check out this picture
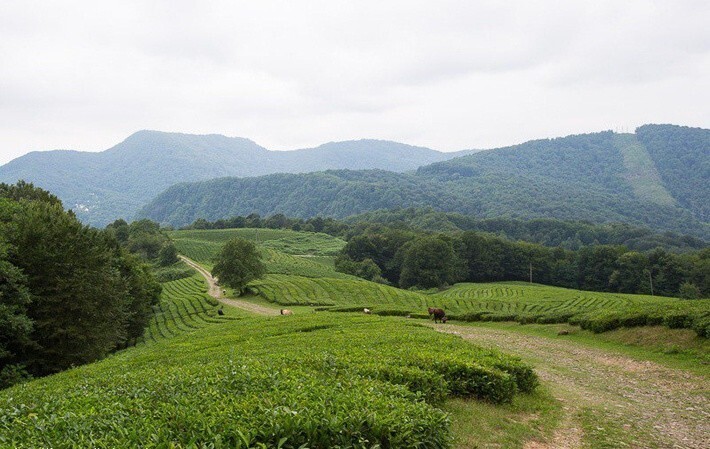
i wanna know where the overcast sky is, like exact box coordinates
[0,0,708,164]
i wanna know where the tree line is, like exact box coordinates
[335,225,709,299]
[0,182,163,388]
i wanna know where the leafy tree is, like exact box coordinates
[609,252,649,293]
[158,243,179,266]
[0,183,162,384]
[399,236,461,289]
[576,245,626,291]
[0,223,33,388]
[212,238,265,295]
[106,219,130,243]
[678,282,702,299]
[335,256,386,283]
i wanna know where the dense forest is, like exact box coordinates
[180,213,709,298]
[181,211,707,253]
[346,208,708,252]
[336,225,709,299]
[0,183,164,388]
[139,125,709,239]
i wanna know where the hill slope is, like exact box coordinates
[0,131,467,225]
[140,125,710,238]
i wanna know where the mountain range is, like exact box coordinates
[2,124,708,239]
[136,124,709,239]
[0,131,475,225]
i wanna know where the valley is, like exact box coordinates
[3,226,706,447]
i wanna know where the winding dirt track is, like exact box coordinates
[432,323,709,449]
[179,256,280,316]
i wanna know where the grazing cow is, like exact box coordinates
[428,307,446,323]
[363,308,371,314]
[441,316,448,324]
[217,307,225,316]
[280,309,293,316]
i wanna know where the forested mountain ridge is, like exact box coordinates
[0,130,470,226]
[139,125,710,239]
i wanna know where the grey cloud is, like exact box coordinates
[0,0,708,164]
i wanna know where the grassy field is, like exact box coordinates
[170,228,353,278]
[0,314,537,448]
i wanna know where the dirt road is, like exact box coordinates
[179,256,280,316]
[433,324,709,449]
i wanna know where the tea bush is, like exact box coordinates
[0,315,536,448]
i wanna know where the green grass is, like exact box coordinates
[444,387,561,449]
[253,274,429,307]
[261,250,356,279]
[170,228,353,279]
[0,314,537,448]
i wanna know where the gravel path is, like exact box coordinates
[179,256,281,316]
[432,323,709,449]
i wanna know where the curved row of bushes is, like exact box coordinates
[0,315,536,448]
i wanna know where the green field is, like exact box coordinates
[0,314,536,448]
[2,227,707,448]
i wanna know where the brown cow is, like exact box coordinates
[427,307,446,323]
[280,309,293,316]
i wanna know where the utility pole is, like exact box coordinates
[529,262,533,284]
[648,270,654,296]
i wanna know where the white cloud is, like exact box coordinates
[0,0,708,163]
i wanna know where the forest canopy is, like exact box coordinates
[0,182,161,388]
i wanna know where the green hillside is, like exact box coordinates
[138,274,234,344]
[0,131,462,226]
[170,228,709,336]
[169,228,353,278]
[0,313,536,447]
[636,124,710,221]
[139,125,710,239]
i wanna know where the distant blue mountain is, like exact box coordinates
[0,130,474,225]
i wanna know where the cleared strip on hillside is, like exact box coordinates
[614,133,676,206]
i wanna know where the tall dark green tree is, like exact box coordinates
[212,238,266,295]
[399,236,462,289]
[0,216,33,387]
[0,183,161,383]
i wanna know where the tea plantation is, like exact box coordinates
[171,228,710,336]
[137,274,235,345]
[0,314,536,448]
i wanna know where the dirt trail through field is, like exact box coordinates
[432,324,709,449]
[179,256,279,316]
